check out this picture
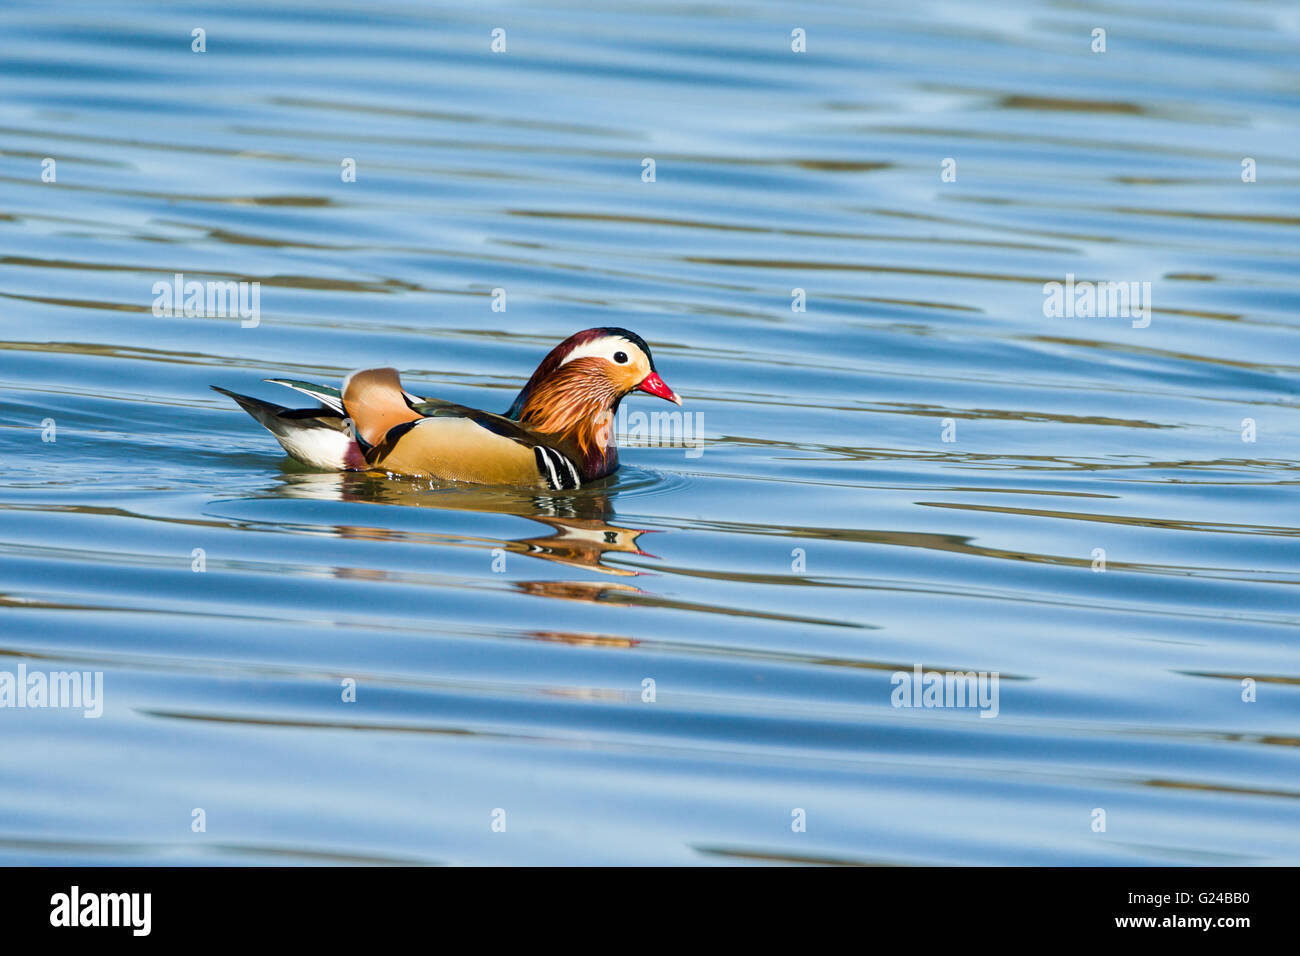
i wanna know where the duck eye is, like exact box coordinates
[613,351,629,364]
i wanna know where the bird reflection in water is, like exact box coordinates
[268,471,657,608]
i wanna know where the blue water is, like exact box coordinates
[1,0,1298,864]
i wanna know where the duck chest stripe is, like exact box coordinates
[534,446,561,489]
[558,453,580,489]
[534,446,579,490]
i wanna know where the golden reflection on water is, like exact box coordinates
[274,470,655,577]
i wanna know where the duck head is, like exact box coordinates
[506,328,681,477]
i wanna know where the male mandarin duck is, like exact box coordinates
[212,327,681,490]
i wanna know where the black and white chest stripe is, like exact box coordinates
[534,445,581,490]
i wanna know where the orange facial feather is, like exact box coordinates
[516,357,629,459]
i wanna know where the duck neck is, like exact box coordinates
[517,365,620,479]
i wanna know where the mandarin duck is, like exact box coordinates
[213,328,681,489]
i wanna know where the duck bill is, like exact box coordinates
[636,372,682,406]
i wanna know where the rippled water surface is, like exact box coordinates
[2,0,1299,865]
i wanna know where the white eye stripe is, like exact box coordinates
[559,336,635,367]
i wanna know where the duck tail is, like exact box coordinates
[211,385,356,470]
[211,385,290,426]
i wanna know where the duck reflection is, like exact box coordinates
[269,469,658,581]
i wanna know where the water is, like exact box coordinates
[1,0,1298,865]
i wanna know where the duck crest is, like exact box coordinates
[504,327,651,420]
